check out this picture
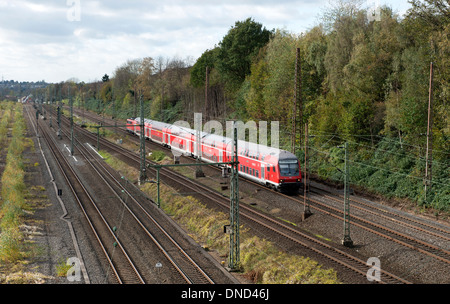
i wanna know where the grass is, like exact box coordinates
[0,105,22,262]
[55,258,72,277]
[0,270,51,284]
[0,103,29,263]
[149,150,167,162]
[0,103,13,150]
[98,150,139,182]
[104,150,341,283]
[0,102,54,283]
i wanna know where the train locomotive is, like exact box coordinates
[126,117,302,192]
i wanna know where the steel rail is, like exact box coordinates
[26,105,145,284]
[63,112,411,284]
[57,111,215,284]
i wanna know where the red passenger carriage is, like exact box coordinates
[127,118,302,192]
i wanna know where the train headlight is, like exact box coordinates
[297,178,301,182]
[280,179,284,183]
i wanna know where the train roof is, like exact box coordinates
[128,117,297,161]
[202,131,287,161]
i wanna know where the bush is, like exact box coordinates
[307,135,449,213]
[149,150,167,162]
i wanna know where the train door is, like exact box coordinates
[261,164,265,181]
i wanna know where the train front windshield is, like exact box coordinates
[279,159,299,176]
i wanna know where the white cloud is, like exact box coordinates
[0,0,411,83]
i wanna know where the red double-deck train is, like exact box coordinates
[126,117,302,192]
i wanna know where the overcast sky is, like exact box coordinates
[0,0,412,83]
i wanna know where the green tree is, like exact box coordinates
[323,6,366,93]
[100,81,112,103]
[261,30,298,122]
[216,18,273,89]
[245,28,327,125]
[386,0,449,154]
[190,48,218,88]
[245,52,268,120]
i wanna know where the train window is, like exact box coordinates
[279,159,299,176]
[256,171,259,178]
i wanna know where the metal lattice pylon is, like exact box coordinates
[139,93,147,184]
[228,123,240,270]
[342,142,353,247]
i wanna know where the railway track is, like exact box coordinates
[29,105,219,284]
[55,106,413,284]
[313,187,450,243]
[57,122,216,284]
[246,178,450,267]
[309,187,450,263]
[25,105,145,284]
[77,108,450,267]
